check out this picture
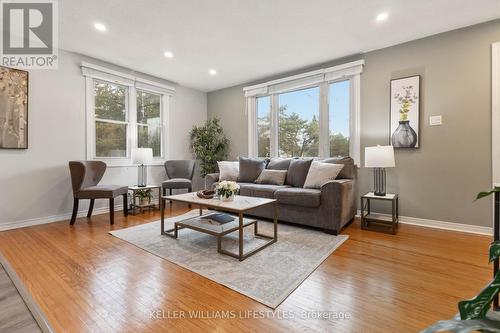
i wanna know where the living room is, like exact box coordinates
[1,1,500,332]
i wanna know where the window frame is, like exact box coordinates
[245,60,363,165]
[82,62,174,166]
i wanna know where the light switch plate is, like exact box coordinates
[429,115,442,126]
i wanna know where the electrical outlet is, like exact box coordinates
[429,115,442,126]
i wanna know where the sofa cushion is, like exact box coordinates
[267,158,292,170]
[285,158,313,187]
[303,161,344,189]
[218,161,239,181]
[239,183,290,199]
[275,187,321,208]
[238,157,266,183]
[255,169,287,185]
[321,157,355,179]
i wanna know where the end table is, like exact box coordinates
[128,185,162,215]
[361,192,399,234]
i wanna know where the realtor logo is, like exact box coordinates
[0,0,58,69]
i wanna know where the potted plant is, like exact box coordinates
[215,181,240,202]
[190,117,230,177]
[136,189,152,206]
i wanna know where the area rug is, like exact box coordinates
[109,210,348,308]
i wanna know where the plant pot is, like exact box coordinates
[391,120,417,148]
[220,193,235,202]
[138,197,150,206]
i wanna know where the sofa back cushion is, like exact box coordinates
[217,161,239,181]
[285,158,313,188]
[267,158,292,170]
[321,157,356,179]
[238,157,266,183]
[303,161,344,189]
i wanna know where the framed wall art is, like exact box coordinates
[390,75,420,148]
[0,66,28,149]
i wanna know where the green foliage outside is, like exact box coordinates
[94,80,161,157]
[190,118,230,177]
[257,106,349,158]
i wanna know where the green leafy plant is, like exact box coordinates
[190,118,229,177]
[136,189,152,199]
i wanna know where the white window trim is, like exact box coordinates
[244,59,363,165]
[82,62,174,166]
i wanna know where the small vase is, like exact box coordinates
[220,193,235,202]
[392,120,417,148]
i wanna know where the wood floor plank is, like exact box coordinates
[0,203,492,332]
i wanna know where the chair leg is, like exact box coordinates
[87,199,95,218]
[70,198,79,225]
[169,188,172,207]
[123,194,128,216]
[188,187,192,209]
[163,187,166,196]
[109,198,114,225]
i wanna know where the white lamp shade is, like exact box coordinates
[365,145,395,168]
[132,148,153,164]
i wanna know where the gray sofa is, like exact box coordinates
[205,157,357,235]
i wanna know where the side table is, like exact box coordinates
[361,192,399,234]
[128,185,162,215]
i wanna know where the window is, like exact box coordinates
[82,62,174,164]
[329,80,350,157]
[94,80,129,158]
[278,87,319,157]
[137,89,162,157]
[245,60,362,164]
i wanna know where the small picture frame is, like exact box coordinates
[390,75,420,148]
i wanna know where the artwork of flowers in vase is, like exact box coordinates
[0,66,28,149]
[390,75,420,148]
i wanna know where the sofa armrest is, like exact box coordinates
[320,179,357,231]
[205,173,220,190]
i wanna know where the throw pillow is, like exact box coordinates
[238,157,266,182]
[285,159,313,188]
[255,169,287,185]
[303,161,344,189]
[266,157,292,170]
[321,157,355,179]
[218,161,239,181]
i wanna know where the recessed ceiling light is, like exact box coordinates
[209,69,217,76]
[376,12,389,22]
[164,51,174,58]
[94,22,107,32]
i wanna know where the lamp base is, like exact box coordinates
[373,168,387,197]
[137,164,148,187]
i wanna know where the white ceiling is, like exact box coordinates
[60,0,500,92]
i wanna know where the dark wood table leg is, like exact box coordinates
[160,195,165,235]
[274,201,278,241]
[238,212,244,261]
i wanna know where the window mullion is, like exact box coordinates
[270,94,279,157]
[129,86,137,159]
[319,82,329,158]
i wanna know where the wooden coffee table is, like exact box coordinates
[160,193,278,261]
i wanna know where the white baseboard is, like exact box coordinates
[357,210,492,235]
[0,204,125,232]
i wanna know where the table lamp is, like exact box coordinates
[132,148,153,187]
[365,145,395,196]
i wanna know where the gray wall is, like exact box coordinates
[208,19,500,227]
[0,50,207,228]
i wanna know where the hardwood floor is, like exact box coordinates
[0,204,491,333]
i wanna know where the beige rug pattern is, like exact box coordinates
[110,210,348,308]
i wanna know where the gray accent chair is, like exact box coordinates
[68,161,128,225]
[162,160,196,206]
[205,157,357,235]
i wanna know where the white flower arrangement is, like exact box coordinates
[216,181,240,200]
